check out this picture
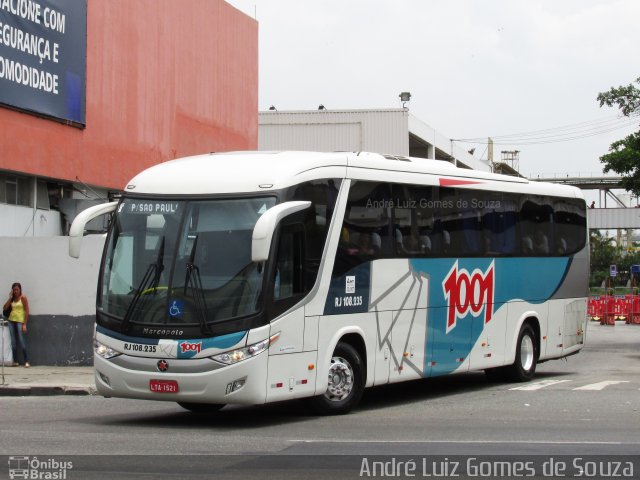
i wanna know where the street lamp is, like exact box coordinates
[399,91,411,108]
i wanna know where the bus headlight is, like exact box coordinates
[212,332,280,365]
[94,339,122,359]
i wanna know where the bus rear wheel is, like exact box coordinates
[506,323,538,382]
[309,342,365,415]
[177,402,225,413]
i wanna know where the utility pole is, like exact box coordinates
[488,137,494,172]
[451,140,457,167]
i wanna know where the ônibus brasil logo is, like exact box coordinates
[442,260,495,333]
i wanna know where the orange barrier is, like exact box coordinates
[632,296,640,324]
[615,295,631,322]
[588,296,600,321]
[588,292,640,325]
[602,296,617,325]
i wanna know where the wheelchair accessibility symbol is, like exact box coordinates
[168,300,184,318]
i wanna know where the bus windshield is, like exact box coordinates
[98,197,276,333]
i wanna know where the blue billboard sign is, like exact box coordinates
[0,0,87,126]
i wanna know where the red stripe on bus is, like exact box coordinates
[439,178,483,187]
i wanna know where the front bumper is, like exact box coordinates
[94,352,268,405]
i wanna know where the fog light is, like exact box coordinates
[225,377,246,395]
[98,371,111,387]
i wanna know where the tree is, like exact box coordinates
[590,229,640,288]
[597,77,640,195]
[589,231,619,287]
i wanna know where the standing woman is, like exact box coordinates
[3,282,29,367]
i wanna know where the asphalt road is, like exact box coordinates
[0,322,638,479]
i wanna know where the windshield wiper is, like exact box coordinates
[150,236,165,292]
[122,237,165,333]
[184,235,212,335]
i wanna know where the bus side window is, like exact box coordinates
[391,183,436,257]
[553,198,587,255]
[332,181,392,277]
[273,225,304,301]
[481,193,517,256]
[285,179,342,291]
[520,195,553,256]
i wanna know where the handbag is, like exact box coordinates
[2,303,10,319]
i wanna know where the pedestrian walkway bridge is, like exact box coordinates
[531,175,639,229]
[533,175,624,190]
[587,208,640,229]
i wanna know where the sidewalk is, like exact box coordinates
[0,365,95,396]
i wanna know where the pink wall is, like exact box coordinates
[0,0,258,189]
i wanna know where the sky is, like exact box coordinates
[225,0,639,180]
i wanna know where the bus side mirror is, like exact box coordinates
[69,201,119,258]
[252,201,311,262]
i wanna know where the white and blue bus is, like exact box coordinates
[70,151,588,414]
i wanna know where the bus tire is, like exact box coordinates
[177,402,225,413]
[505,323,538,382]
[308,342,365,415]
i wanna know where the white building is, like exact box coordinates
[258,108,491,172]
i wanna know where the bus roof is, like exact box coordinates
[124,151,583,199]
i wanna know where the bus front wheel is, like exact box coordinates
[309,342,365,415]
[506,323,538,382]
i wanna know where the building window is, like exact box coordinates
[5,177,17,205]
[36,180,50,210]
[17,177,33,207]
[0,175,6,203]
[0,174,34,207]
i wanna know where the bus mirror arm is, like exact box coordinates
[252,201,311,262]
[69,201,119,258]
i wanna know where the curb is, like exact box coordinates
[0,385,96,397]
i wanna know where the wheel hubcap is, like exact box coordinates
[325,356,354,401]
[520,334,534,372]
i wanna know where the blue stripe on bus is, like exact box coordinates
[409,257,571,307]
[96,325,247,354]
[409,257,571,376]
[322,257,572,377]
[96,326,160,345]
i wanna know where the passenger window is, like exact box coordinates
[553,199,586,255]
[440,188,482,257]
[520,196,553,256]
[392,184,435,256]
[332,181,392,278]
[480,192,517,255]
